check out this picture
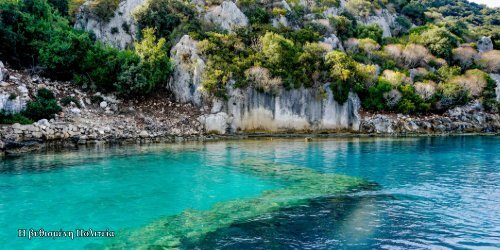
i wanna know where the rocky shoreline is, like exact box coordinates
[0,63,499,155]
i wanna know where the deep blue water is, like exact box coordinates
[0,136,499,249]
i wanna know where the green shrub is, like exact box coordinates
[133,0,197,47]
[410,27,459,59]
[127,28,173,95]
[60,96,81,108]
[438,81,469,108]
[329,15,354,41]
[356,24,383,43]
[325,51,375,103]
[396,84,430,114]
[22,88,62,121]
[0,112,33,124]
[245,7,270,25]
[361,78,393,111]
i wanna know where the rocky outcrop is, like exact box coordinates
[204,1,248,32]
[225,86,361,133]
[169,35,206,106]
[361,9,397,38]
[0,62,28,114]
[360,101,500,134]
[74,0,144,49]
[168,37,361,134]
[477,36,493,53]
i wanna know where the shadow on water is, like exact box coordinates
[185,194,395,249]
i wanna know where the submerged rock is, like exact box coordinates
[102,160,376,248]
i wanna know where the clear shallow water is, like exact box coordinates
[1,136,499,249]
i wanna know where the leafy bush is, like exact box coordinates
[329,15,354,41]
[362,78,393,111]
[60,96,81,108]
[325,51,375,103]
[23,88,62,121]
[482,75,500,112]
[124,28,172,95]
[133,0,198,47]
[356,24,383,43]
[245,7,270,25]
[410,27,459,59]
[0,112,33,125]
[438,82,469,109]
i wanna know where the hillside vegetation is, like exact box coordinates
[0,0,499,117]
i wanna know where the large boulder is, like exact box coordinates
[204,1,248,32]
[169,35,206,106]
[477,36,493,53]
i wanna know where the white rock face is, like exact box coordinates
[75,0,144,49]
[204,1,248,32]
[0,94,26,114]
[362,9,397,38]
[199,112,229,134]
[321,34,344,52]
[226,86,361,132]
[477,36,493,53]
[491,74,500,102]
[169,35,206,106]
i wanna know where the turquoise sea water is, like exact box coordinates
[0,136,499,249]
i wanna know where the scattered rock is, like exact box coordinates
[100,101,108,109]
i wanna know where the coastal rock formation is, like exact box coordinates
[360,101,500,134]
[225,86,361,133]
[169,35,206,106]
[74,0,144,49]
[168,36,361,134]
[204,1,248,32]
